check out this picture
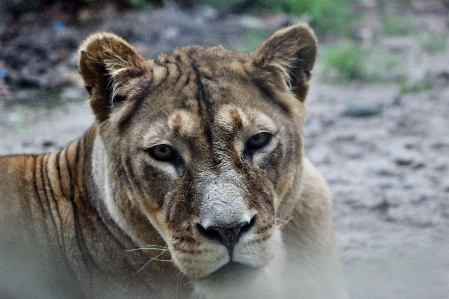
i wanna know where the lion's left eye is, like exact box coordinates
[245,132,272,152]
[146,144,176,162]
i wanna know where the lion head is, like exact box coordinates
[78,24,317,287]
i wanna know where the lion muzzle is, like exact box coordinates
[196,179,257,254]
[196,216,256,252]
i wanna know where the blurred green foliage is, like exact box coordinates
[377,0,413,10]
[128,0,155,9]
[322,41,372,82]
[276,0,357,36]
[396,74,432,94]
[419,34,448,54]
[381,14,413,35]
[241,29,271,52]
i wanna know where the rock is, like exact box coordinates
[342,105,382,118]
[388,141,426,168]
[394,154,414,166]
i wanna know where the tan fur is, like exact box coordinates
[0,24,347,298]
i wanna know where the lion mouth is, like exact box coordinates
[202,262,258,281]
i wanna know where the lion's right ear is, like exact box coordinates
[78,33,149,122]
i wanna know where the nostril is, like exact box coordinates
[196,223,223,242]
[196,215,257,249]
[240,215,256,235]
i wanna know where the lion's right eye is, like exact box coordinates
[146,144,176,162]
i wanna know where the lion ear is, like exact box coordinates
[252,23,317,102]
[78,32,149,122]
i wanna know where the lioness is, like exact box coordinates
[0,24,347,298]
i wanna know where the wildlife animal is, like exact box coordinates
[0,23,347,298]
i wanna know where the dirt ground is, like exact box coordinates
[1,2,448,298]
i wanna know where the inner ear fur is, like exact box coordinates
[78,32,149,122]
[252,23,318,102]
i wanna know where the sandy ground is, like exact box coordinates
[1,3,449,298]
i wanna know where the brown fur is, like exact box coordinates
[0,24,347,298]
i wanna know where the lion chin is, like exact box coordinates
[203,262,259,280]
[186,230,285,299]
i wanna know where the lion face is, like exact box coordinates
[79,24,317,281]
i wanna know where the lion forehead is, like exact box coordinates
[215,105,277,132]
[168,110,202,139]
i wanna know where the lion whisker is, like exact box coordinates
[127,248,168,252]
[240,94,250,109]
[160,109,170,117]
[134,249,169,274]
[276,216,293,231]
[139,244,169,249]
[127,245,170,252]
[152,259,172,262]
[175,270,185,298]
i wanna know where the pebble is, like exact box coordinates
[342,105,382,118]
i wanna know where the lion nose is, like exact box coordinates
[196,216,256,250]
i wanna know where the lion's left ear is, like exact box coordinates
[252,23,317,102]
[78,32,149,122]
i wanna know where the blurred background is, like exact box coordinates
[0,1,448,298]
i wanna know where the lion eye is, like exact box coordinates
[245,132,272,152]
[147,144,176,162]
